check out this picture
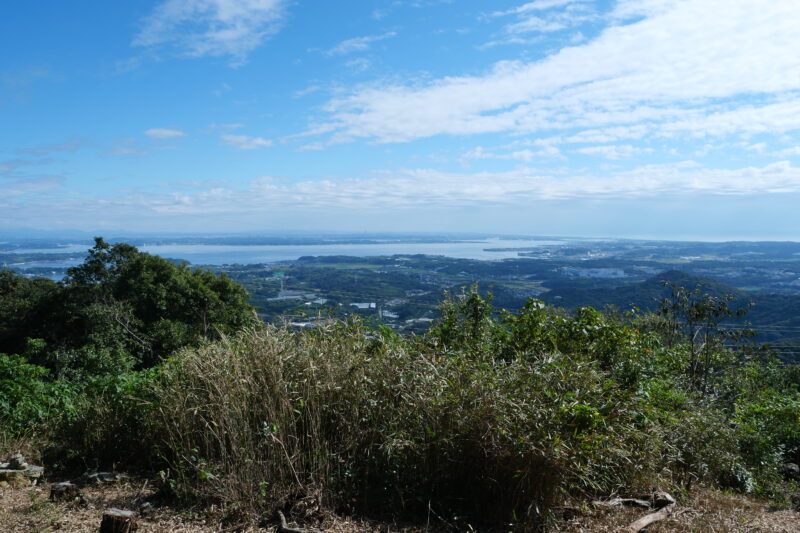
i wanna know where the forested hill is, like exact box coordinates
[542,270,800,351]
[540,270,746,311]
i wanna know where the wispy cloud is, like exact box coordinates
[105,139,148,157]
[0,176,63,198]
[145,127,186,139]
[21,139,85,156]
[2,67,62,104]
[79,161,800,214]
[207,122,245,130]
[492,0,587,17]
[462,145,562,163]
[774,146,800,157]
[313,1,800,145]
[221,133,272,149]
[133,0,288,65]
[0,158,54,176]
[325,32,397,56]
[7,160,800,234]
[484,0,594,47]
[345,58,372,73]
[577,144,651,160]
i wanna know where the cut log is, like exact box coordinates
[49,481,79,501]
[100,508,139,533]
[624,503,675,533]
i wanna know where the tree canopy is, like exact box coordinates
[0,237,256,373]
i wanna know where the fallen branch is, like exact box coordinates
[277,510,323,533]
[593,497,651,509]
[624,503,675,533]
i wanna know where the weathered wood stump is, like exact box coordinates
[652,491,675,509]
[50,481,79,501]
[100,508,138,533]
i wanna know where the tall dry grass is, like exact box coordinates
[151,321,660,530]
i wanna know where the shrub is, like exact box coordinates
[150,322,662,529]
[49,368,161,470]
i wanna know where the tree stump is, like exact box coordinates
[50,481,79,501]
[100,508,138,533]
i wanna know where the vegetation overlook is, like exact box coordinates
[1,239,799,531]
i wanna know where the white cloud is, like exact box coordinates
[77,161,800,216]
[144,127,186,139]
[505,16,567,34]
[577,144,650,160]
[345,58,372,72]
[133,0,287,64]
[313,1,800,144]
[0,175,63,197]
[197,161,800,215]
[774,146,800,157]
[9,161,800,235]
[0,158,54,175]
[105,139,148,157]
[492,0,587,17]
[207,122,244,130]
[22,139,84,155]
[221,133,272,150]
[486,0,594,46]
[325,32,397,56]
[462,145,561,162]
[611,0,680,22]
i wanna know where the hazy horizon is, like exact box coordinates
[3,229,800,245]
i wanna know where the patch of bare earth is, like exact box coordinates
[2,481,798,532]
[554,489,800,533]
[0,478,433,533]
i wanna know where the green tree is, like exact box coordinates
[658,281,753,393]
[0,270,60,357]
[61,237,256,367]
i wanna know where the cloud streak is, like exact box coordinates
[133,0,288,64]
[325,32,397,56]
[221,133,272,149]
[18,161,800,217]
[312,1,800,144]
[145,128,186,139]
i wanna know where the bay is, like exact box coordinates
[9,238,564,270]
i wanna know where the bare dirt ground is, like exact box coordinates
[554,490,800,533]
[0,477,426,533]
[1,479,798,532]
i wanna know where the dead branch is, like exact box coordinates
[592,497,651,509]
[277,510,323,533]
[624,503,675,533]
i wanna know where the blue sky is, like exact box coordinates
[2,0,800,240]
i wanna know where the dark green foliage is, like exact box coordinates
[52,368,162,469]
[0,237,256,372]
[0,271,60,356]
[60,238,256,368]
[0,353,78,435]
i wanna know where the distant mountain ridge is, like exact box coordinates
[541,270,746,311]
[542,270,800,355]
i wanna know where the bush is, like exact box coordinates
[0,352,78,435]
[50,368,161,469]
[150,322,662,529]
